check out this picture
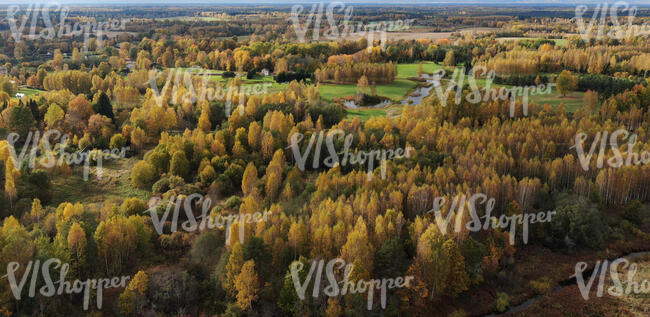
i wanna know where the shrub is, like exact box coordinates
[170,151,190,180]
[131,161,156,188]
[168,175,186,188]
[623,201,642,224]
[109,134,127,149]
[120,197,147,216]
[147,149,171,175]
[495,292,509,313]
[529,277,553,295]
[225,196,242,209]
[200,165,217,185]
[152,177,170,194]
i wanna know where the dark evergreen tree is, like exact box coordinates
[94,91,114,120]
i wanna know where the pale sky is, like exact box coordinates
[0,0,648,5]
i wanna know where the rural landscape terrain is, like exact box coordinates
[0,1,649,316]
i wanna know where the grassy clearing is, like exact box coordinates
[345,108,387,121]
[527,87,584,112]
[440,67,585,112]
[319,79,416,102]
[49,156,151,207]
[14,87,44,99]
[162,68,283,92]
[396,62,443,78]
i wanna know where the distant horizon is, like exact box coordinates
[0,0,649,6]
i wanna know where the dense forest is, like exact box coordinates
[0,3,648,317]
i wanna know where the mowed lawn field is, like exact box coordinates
[396,62,443,78]
[14,87,44,98]
[319,79,418,103]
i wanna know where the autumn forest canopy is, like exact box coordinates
[0,3,649,317]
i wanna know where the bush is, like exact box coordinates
[109,134,127,149]
[529,277,553,295]
[222,71,235,78]
[225,196,242,209]
[147,149,171,175]
[152,177,170,194]
[170,151,190,180]
[131,161,156,188]
[495,292,509,313]
[200,165,217,185]
[120,197,147,216]
[168,175,185,188]
[246,69,257,79]
[623,201,642,224]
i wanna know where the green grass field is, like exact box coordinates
[165,68,275,85]
[13,87,43,99]
[345,108,387,121]
[438,76,586,112]
[396,62,443,78]
[527,86,584,112]
[319,78,416,102]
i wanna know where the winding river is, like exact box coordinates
[343,74,441,109]
[401,73,441,106]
